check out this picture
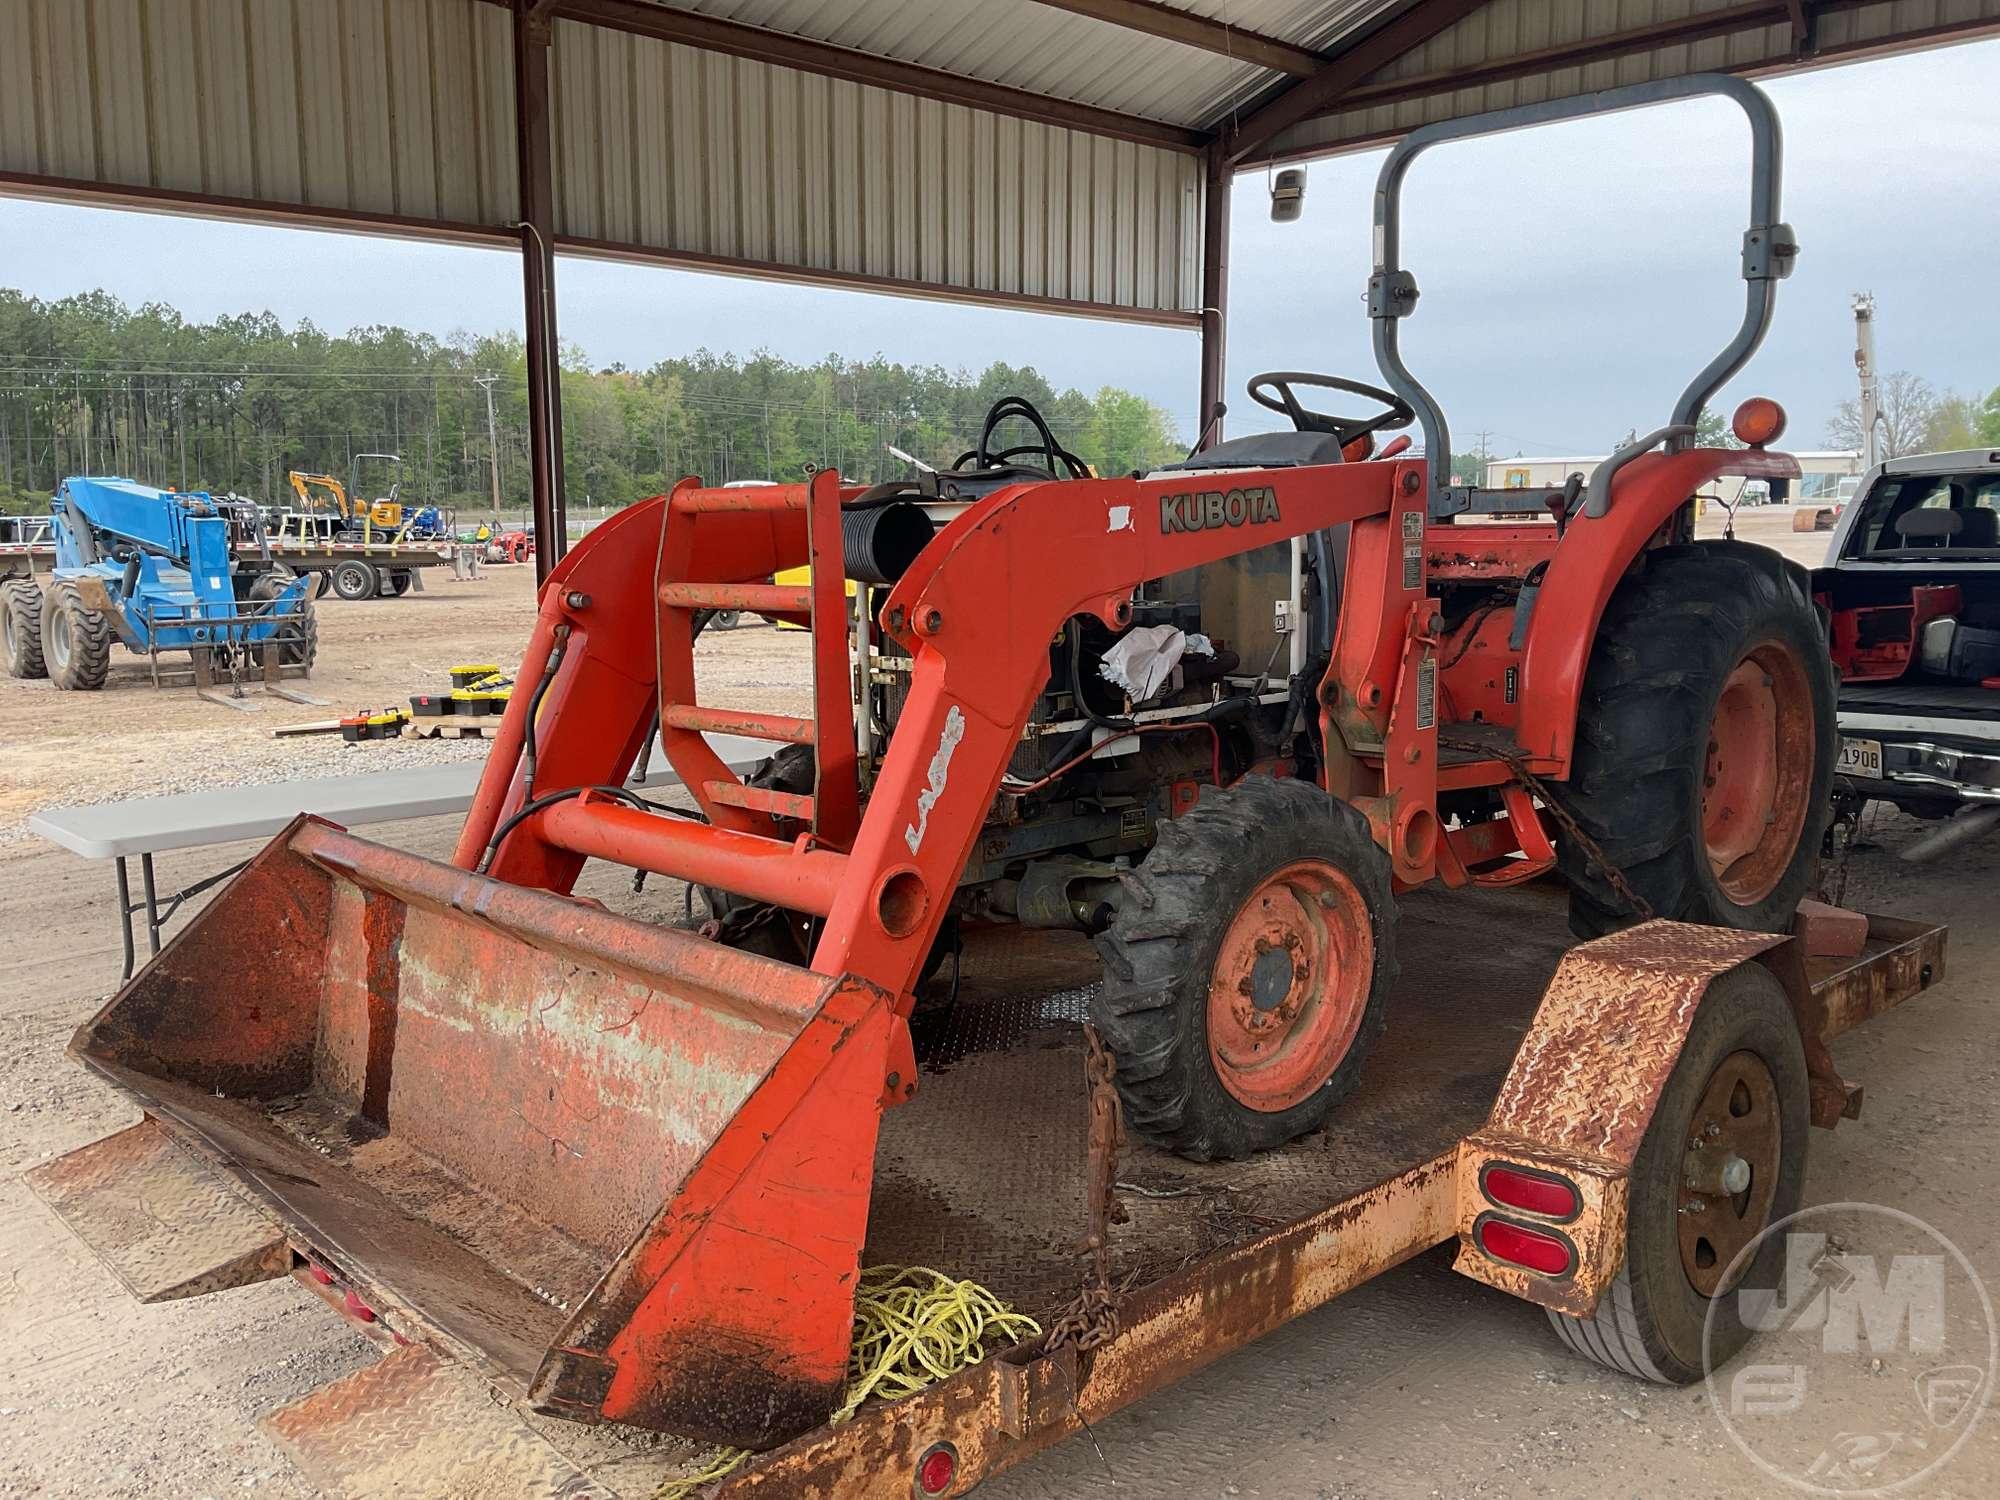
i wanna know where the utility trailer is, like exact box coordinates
[0,534,455,600]
[30,879,1944,1496]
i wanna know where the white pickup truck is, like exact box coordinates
[1817,449,2000,855]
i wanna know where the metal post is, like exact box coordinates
[515,1,567,580]
[141,853,161,958]
[1197,145,1231,450]
[1853,292,1880,469]
[476,372,504,511]
[115,858,135,981]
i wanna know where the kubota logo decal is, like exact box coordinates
[1159,486,1280,534]
[905,706,965,854]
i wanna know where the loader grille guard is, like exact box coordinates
[1369,73,1797,521]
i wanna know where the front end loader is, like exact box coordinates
[41,75,1848,1460]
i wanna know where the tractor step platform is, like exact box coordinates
[25,1116,289,1303]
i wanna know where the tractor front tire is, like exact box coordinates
[1558,542,1835,940]
[330,560,377,601]
[250,573,318,672]
[1546,962,1809,1382]
[1,580,47,678]
[41,583,113,691]
[1093,775,1397,1161]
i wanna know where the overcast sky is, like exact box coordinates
[2,39,1995,459]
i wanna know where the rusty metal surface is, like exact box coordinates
[70,817,855,1412]
[24,1117,288,1304]
[264,1346,610,1499]
[1483,919,1784,1162]
[1808,914,1947,1040]
[727,1152,1460,1497]
[871,884,1570,1321]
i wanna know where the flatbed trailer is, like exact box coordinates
[1,537,454,588]
[31,877,1944,1498]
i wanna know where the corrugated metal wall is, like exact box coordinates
[548,19,1204,313]
[0,0,517,224]
[1267,0,2000,159]
[0,0,1204,319]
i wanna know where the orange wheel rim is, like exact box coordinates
[1206,860,1373,1113]
[1701,640,1814,904]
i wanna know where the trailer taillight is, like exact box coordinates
[1476,1215,1574,1277]
[915,1442,958,1495]
[1480,1163,1580,1221]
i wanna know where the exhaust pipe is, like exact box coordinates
[1899,803,2000,863]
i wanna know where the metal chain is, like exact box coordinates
[1047,1025,1127,1355]
[1439,735,1656,922]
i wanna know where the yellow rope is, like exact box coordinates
[654,1265,1039,1500]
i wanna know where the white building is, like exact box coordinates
[1485,450,1862,505]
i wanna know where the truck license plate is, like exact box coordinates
[1838,736,1884,779]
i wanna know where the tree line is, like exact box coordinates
[1825,371,2000,459]
[0,289,1188,516]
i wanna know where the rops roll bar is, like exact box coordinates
[1366,73,1798,521]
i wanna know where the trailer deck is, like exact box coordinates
[36,877,1942,1497]
[1,537,454,580]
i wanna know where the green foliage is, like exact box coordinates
[1976,385,2000,447]
[1693,408,1744,449]
[0,289,1184,519]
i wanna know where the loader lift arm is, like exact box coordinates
[456,459,1423,1011]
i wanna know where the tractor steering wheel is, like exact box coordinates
[1248,371,1415,449]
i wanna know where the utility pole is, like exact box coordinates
[1853,292,1881,469]
[475,373,503,511]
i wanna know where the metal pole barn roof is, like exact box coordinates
[4,0,1997,563]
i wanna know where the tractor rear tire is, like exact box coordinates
[2,580,47,678]
[1545,963,1808,1382]
[250,573,318,672]
[1092,775,1397,1161]
[1557,542,1834,940]
[41,583,113,691]
[330,560,377,601]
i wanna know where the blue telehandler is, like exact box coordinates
[4,477,319,702]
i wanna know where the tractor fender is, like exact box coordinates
[1449,919,1826,1316]
[1513,447,1802,765]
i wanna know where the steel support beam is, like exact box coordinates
[1024,0,1321,76]
[514,2,566,579]
[1197,146,1232,450]
[1221,0,1492,165]
[542,0,1205,152]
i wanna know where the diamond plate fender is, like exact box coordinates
[1450,919,1787,1315]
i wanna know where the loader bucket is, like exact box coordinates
[65,815,898,1449]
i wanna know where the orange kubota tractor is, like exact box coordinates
[50,77,1832,1451]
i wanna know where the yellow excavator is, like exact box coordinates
[286,467,403,533]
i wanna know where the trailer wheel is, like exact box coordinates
[1557,542,1834,939]
[1,580,47,678]
[1093,775,1396,1161]
[381,567,414,597]
[249,574,318,672]
[1546,963,1808,1383]
[312,571,333,600]
[329,560,377,601]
